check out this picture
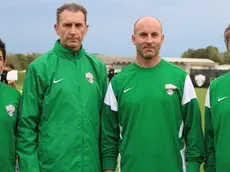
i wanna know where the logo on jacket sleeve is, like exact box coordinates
[86,72,94,84]
[165,84,177,95]
[6,104,15,117]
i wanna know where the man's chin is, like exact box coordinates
[143,53,156,60]
[66,43,81,50]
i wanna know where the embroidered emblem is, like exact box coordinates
[6,104,15,117]
[86,72,94,84]
[165,84,177,95]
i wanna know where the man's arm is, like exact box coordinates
[204,88,216,172]
[102,64,108,96]
[16,63,46,172]
[101,82,119,172]
[181,75,205,172]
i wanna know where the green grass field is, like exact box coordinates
[16,72,207,172]
[195,88,207,172]
[195,88,207,128]
[16,71,25,91]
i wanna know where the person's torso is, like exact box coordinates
[209,72,230,171]
[108,69,115,80]
[0,83,20,172]
[33,48,105,172]
[112,60,187,172]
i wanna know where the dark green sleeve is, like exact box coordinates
[101,83,119,171]
[99,63,108,116]
[15,92,22,135]
[102,64,108,97]
[181,75,205,172]
[182,98,205,172]
[204,89,216,172]
[16,63,46,172]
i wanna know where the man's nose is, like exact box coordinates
[145,35,154,43]
[70,26,77,35]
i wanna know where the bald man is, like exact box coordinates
[204,24,230,172]
[100,16,204,172]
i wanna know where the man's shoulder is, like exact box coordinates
[28,50,55,70]
[85,52,105,66]
[1,83,21,98]
[85,52,107,75]
[210,72,230,89]
[161,59,187,76]
[110,64,134,83]
[109,69,115,73]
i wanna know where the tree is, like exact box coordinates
[220,52,230,64]
[180,46,222,63]
[6,53,41,70]
[181,49,195,58]
[205,46,220,62]
[190,48,207,59]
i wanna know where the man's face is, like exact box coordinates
[54,10,88,51]
[109,65,113,70]
[0,50,6,73]
[132,19,164,60]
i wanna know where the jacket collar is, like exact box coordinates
[53,39,85,60]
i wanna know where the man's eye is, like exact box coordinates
[64,24,72,27]
[140,33,147,37]
[75,24,82,27]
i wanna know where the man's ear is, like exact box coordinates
[54,24,60,36]
[161,34,165,44]
[132,34,136,45]
[84,24,89,36]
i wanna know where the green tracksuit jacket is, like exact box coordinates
[0,82,21,172]
[101,60,204,172]
[204,72,230,172]
[16,40,107,172]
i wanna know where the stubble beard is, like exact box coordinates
[138,48,158,60]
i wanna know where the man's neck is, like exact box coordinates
[136,55,161,68]
[59,41,82,51]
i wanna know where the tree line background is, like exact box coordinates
[6,45,230,71]
[6,53,43,70]
[181,46,230,64]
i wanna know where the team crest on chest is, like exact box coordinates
[85,72,94,84]
[165,84,177,95]
[6,104,15,117]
